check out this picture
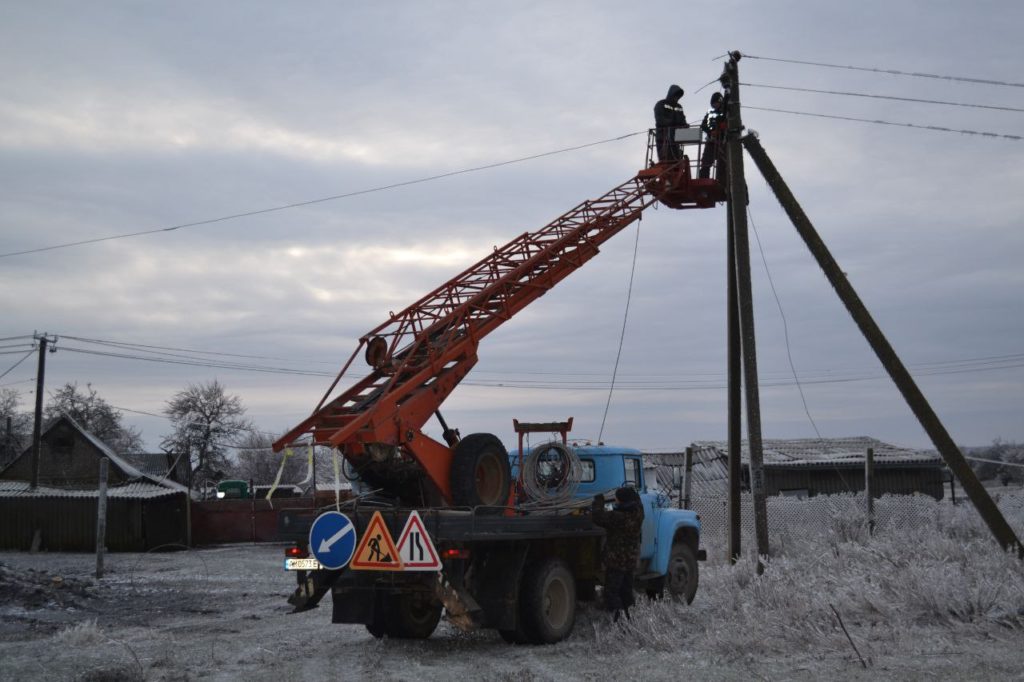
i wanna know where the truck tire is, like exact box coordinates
[450,433,511,509]
[520,557,576,644]
[665,542,699,604]
[387,596,443,639]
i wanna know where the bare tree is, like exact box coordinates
[44,382,144,454]
[161,380,250,482]
[0,388,32,467]
[232,431,309,485]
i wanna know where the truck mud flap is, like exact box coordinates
[288,569,341,612]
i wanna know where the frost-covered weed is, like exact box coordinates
[587,491,1024,665]
[53,618,104,646]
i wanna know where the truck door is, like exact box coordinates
[624,456,657,562]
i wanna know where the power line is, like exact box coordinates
[0,131,646,260]
[745,105,1023,141]
[743,82,1024,114]
[59,334,339,365]
[0,350,35,381]
[598,221,641,443]
[748,206,824,441]
[742,54,1024,89]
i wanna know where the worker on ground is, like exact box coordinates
[591,486,644,622]
[654,84,689,162]
[699,92,727,179]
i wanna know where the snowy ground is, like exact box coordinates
[2,491,1023,681]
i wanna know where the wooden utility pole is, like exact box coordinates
[865,447,875,535]
[742,133,1023,558]
[29,333,54,490]
[682,446,694,510]
[723,52,770,568]
[96,457,109,579]
[727,201,743,564]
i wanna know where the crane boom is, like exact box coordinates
[273,154,721,504]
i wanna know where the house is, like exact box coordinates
[0,415,189,551]
[645,436,947,500]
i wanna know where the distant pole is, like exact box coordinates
[723,51,770,569]
[96,457,109,579]
[185,460,193,547]
[676,465,683,509]
[683,447,694,509]
[29,333,52,490]
[865,447,875,535]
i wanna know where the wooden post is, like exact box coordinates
[675,465,683,509]
[727,201,743,564]
[95,457,109,579]
[683,447,694,510]
[249,477,256,542]
[742,133,1023,558]
[865,447,875,535]
[723,52,770,569]
[29,334,51,489]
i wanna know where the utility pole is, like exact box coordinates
[723,52,770,569]
[682,446,694,510]
[29,333,55,490]
[727,201,742,564]
[742,133,1023,558]
[865,447,875,535]
[96,457,109,578]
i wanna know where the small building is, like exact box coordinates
[0,415,189,551]
[645,436,946,500]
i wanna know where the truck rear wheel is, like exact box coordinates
[365,595,442,639]
[387,595,443,639]
[451,433,511,509]
[520,557,576,644]
[665,542,699,604]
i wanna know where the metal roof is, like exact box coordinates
[644,437,942,493]
[0,480,184,500]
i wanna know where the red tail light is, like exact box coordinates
[286,545,308,558]
[442,548,470,560]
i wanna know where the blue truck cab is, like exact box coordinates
[517,444,704,603]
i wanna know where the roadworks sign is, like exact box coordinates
[350,511,403,571]
[395,510,441,571]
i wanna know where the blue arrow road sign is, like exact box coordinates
[309,511,357,570]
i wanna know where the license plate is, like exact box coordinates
[284,558,322,571]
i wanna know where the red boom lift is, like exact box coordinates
[272,130,724,507]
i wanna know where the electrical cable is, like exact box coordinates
[518,440,584,506]
[747,206,825,442]
[59,334,339,365]
[597,220,641,444]
[964,455,1024,469]
[742,54,1024,89]
[745,105,1023,141]
[0,130,646,260]
[0,351,34,381]
[743,82,1024,113]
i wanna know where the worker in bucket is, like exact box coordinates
[699,91,727,179]
[653,84,689,162]
[591,486,645,621]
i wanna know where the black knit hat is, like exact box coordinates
[615,486,640,505]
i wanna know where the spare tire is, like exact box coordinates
[450,433,511,508]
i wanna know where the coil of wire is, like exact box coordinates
[519,440,584,507]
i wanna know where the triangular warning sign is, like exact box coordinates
[396,510,441,571]
[350,511,403,571]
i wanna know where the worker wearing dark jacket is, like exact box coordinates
[654,84,689,162]
[699,92,727,179]
[592,486,645,621]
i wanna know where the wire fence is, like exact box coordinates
[690,488,1024,563]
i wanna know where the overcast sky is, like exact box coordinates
[2,1,1022,456]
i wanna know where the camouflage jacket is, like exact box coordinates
[591,498,644,571]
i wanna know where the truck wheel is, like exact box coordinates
[451,433,511,509]
[520,558,576,644]
[388,596,443,639]
[666,542,699,604]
